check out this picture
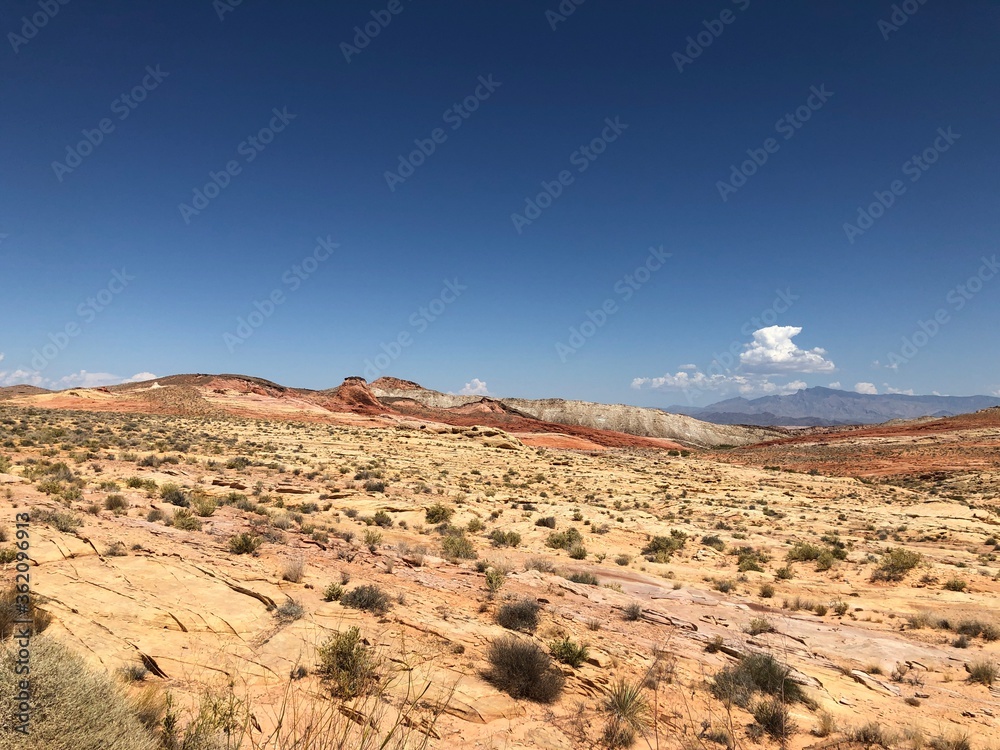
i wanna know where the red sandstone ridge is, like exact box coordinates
[370,376,424,391]
[312,376,389,415]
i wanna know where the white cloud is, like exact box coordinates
[458,378,490,396]
[122,372,157,384]
[631,371,805,398]
[678,363,698,371]
[828,381,842,389]
[854,382,878,395]
[0,368,158,390]
[883,385,915,396]
[991,389,1000,397]
[739,326,835,374]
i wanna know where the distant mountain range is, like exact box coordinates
[668,387,1000,427]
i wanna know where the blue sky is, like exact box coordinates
[1,0,998,406]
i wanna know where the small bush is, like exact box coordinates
[489,530,522,548]
[535,516,556,528]
[485,636,565,703]
[701,534,725,552]
[317,626,379,698]
[341,584,391,615]
[967,660,998,686]
[228,533,262,555]
[362,529,382,550]
[759,583,775,598]
[104,494,128,513]
[322,583,343,602]
[34,510,83,533]
[546,528,583,550]
[190,495,217,517]
[524,557,556,573]
[276,598,304,621]
[104,542,128,557]
[550,637,588,668]
[441,532,477,559]
[159,483,189,507]
[849,722,895,748]
[364,479,386,493]
[641,531,687,561]
[713,579,735,594]
[567,544,587,559]
[567,571,599,586]
[745,617,775,636]
[425,503,453,524]
[711,652,806,708]
[170,508,202,531]
[615,554,631,566]
[623,602,643,621]
[943,578,968,592]
[872,547,922,582]
[604,679,650,746]
[371,510,393,528]
[496,599,541,632]
[485,567,507,596]
[281,556,305,583]
[751,697,795,740]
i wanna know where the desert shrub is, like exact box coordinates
[745,617,775,636]
[159,482,189,507]
[567,544,587,559]
[371,510,393,528]
[322,583,343,602]
[146,508,164,523]
[732,546,770,572]
[815,550,836,571]
[276,598,305,621]
[125,476,144,488]
[225,456,251,470]
[341,585,391,615]
[485,567,507,596]
[546,528,583,550]
[711,652,806,708]
[604,680,650,748]
[190,495,217,517]
[0,455,10,473]
[104,494,128,513]
[615,554,631,566]
[118,663,149,682]
[104,542,128,557]
[967,659,998,686]
[641,531,687,561]
[33,509,83,533]
[775,565,794,580]
[0,636,160,749]
[317,626,379,698]
[281,556,305,583]
[170,508,202,531]
[713,579,735,594]
[871,547,922,582]
[362,529,382,550]
[524,557,556,573]
[849,722,896,748]
[441,531,477,559]
[489,530,522,548]
[751,697,796,740]
[364,479,386,493]
[485,636,565,703]
[943,578,968,592]
[701,534,725,551]
[466,517,484,533]
[228,533,262,555]
[786,542,824,562]
[623,602,643,621]
[535,516,556,528]
[0,548,16,564]
[496,599,541,632]
[759,583,775,598]
[567,571,599,586]
[832,600,849,616]
[425,503,453,524]
[550,637,588,668]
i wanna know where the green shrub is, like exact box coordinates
[711,652,806,708]
[170,508,202,531]
[623,602,643,621]
[751,697,796,740]
[341,585,391,615]
[425,503,453,524]
[276,598,305,621]
[567,571,599,586]
[872,548,922,582]
[485,568,507,596]
[550,637,588,668]
[496,599,541,632]
[745,617,775,636]
[159,482,189,507]
[317,626,379,698]
[489,530,522,548]
[546,528,583,550]
[103,494,128,513]
[441,532,477,559]
[535,516,556,528]
[967,660,998,686]
[759,583,775,598]
[228,533,262,555]
[322,583,343,602]
[362,529,382,550]
[615,554,631,566]
[604,679,650,747]
[34,510,83,533]
[190,495,217,517]
[701,534,725,551]
[641,531,687,561]
[485,636,565,703]
[943,578,968,592]
[0,548,16,565]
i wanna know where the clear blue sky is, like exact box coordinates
[1,1,998,406]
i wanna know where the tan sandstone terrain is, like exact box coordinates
[0,376,998,749]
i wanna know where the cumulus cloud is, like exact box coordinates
[631,372,805,398]
[678,363,698,371]
[883,385,915,396]
[122,372,157,384]
[854,382,878,395]
[458,378,490,396]
[739,326,835,374]
[828,381,842,389]
[0,365,158,390]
